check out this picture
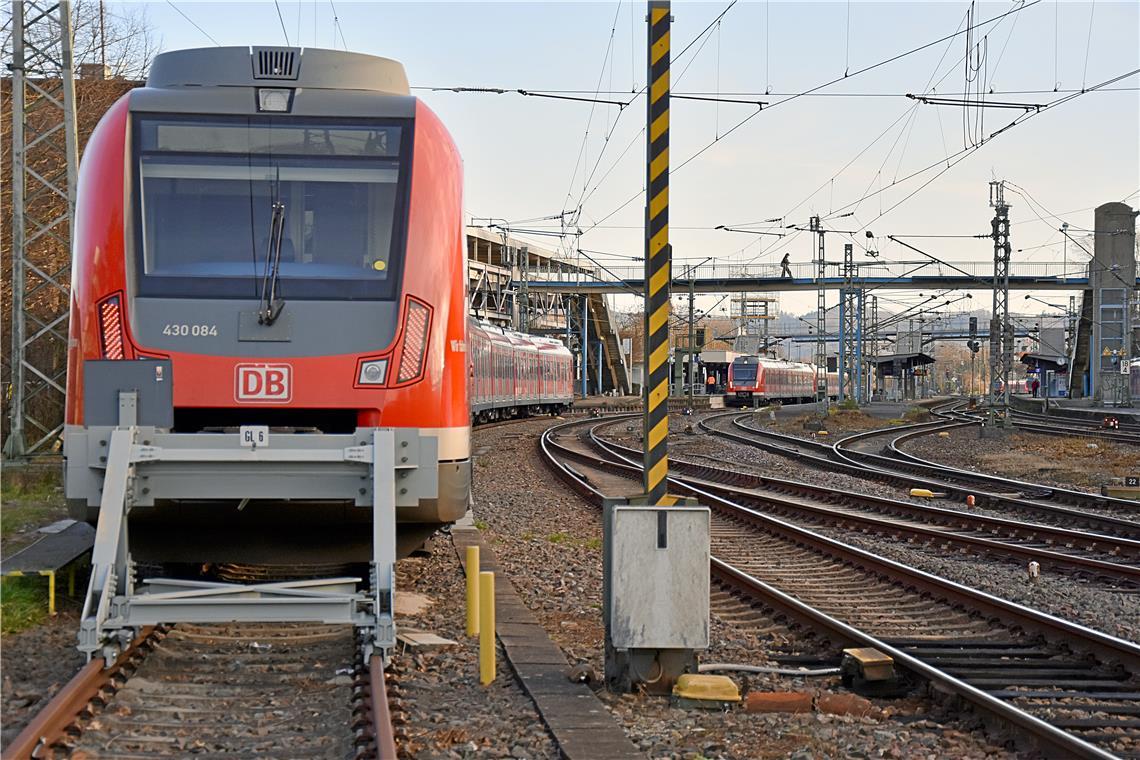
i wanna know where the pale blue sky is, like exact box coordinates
[112,1,1138,314]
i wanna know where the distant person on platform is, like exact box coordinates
[1031,378,1040,397]
[780,253,793,279]
[706,374,717,394]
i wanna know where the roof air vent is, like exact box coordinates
[252,47,299,80]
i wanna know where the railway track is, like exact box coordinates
[841,405,1140,515]
[540,415,1140,759]
[707,408,1140,535]
[4,624,398,760]
[1004,410,1140,446]
[604,418,1140,585]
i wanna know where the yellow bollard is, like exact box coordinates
[40,570,56,616]
[465,545,480,637]
[479,571,495,685]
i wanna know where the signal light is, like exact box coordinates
[99,295,126,359]
[396,299,431,383]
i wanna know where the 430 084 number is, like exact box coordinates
[162,323,218,337]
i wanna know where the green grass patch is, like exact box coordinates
[474,519,489,531]
[1,467,66,543]
[546,532,602,550]
[0,576,49,635]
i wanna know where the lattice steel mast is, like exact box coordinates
[5,0,80,457]
[838,242,862,403]
[810,216,828,406]
[988,181,1012,426]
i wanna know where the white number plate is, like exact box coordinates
[240,425,269,448]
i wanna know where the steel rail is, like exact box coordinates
[707,412,1140,539]
[1006,413,1140,446]
[2,627,158,760]
[708,559,1122,760]
[550,418,1140,668]
[538,416,1137,759]
[830,410,1140,518]
[592,428,1140,584]
[370,655,399,760]
[876,414,1140,510]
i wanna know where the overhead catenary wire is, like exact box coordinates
[821,67,1140,231]
[164,0,221,46]
[328,0,347,50]
[579,0,1042,243]
[1082,0,1096,90]
[272,0,291,47]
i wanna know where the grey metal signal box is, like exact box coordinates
[603,500,709,693]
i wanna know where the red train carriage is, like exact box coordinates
[468,320,573,423]
[64,47,469,562]
[726,356,837,407]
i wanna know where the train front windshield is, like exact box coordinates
[133,115,411,300]
[731,360,757,384]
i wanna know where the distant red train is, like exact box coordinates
[726,356,839,407]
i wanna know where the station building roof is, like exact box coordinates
[868,352,935,374]
[1020,353,1069,373]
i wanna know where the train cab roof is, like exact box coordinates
[146,46,409,94]
[470,320,569,354]
[133,46,415,119]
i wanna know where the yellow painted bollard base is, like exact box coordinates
[465,545,480,637]
[479,571,496,685]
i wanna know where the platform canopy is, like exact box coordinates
[868,352,935,376]
[1020,353,1069,374]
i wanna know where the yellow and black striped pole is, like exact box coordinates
[643,0,671,504]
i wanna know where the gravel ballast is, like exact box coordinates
[472,416,1019,759]
[643,416,1140,643]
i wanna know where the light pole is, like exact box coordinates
[1061,222,1068,281]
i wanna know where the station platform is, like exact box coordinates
[1,519,94,615]
[1011,396,1140,424]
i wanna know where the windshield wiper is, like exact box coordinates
[258,200,287,325]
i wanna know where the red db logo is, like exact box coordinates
[235,364,292,403]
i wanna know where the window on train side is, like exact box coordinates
[132,114,412,300]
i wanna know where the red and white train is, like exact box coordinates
[726,355,839,407]
[469,320,574,423]
[64,47,474,558]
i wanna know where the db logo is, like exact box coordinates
[235,363,292,403]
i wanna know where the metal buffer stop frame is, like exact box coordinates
[66,359,438,665]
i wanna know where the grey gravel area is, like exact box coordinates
[0,612,85,749]
[672,417,1120,527]
[472,416,1017,759]
[667,421,1140,644]
[394,535,559,759]
[900,425,1139,495]
[799,522,1140,643]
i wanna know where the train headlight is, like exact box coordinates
[358,359,388,385]
[257,88,293,112]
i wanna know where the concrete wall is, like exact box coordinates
[1089,202,1137,403]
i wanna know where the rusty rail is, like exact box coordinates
[369,655,398,760]
[2,627,156,760]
